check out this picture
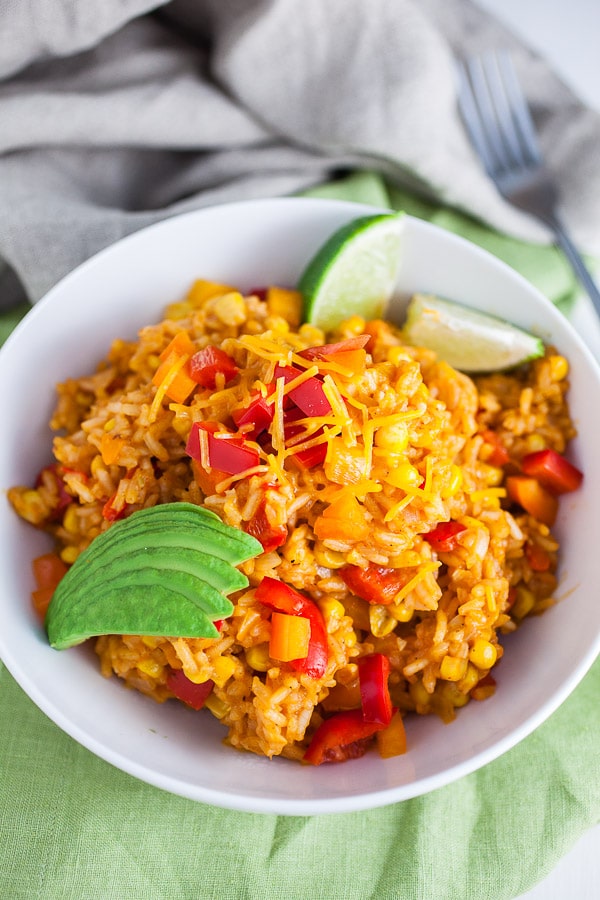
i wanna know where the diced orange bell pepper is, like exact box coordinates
[186,279,236,306]
[314,491,370,542]
[152,332,198,403]
[269,612,311,662]
[266,286,302,327]
[376,710,407,758]
[31,552,69,620]
[324,438,368,485]
[100,433,126,466]
[506,475,558,526]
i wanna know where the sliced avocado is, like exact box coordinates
[44,501,263,651]
[56,544,248,602]
[46,582,220,650]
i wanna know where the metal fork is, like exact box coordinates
[457,49,600,317]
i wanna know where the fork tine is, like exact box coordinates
[495,50,542,169]
[457,56,506,177]
[479,51,530,171]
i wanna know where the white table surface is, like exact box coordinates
[471,4,600,897]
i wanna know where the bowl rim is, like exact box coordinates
[1,196,599,815]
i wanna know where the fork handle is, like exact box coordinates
[549,215,600,317]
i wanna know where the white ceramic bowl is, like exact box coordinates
[1,198,599,815]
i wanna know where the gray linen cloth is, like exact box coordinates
[1,0,600,305]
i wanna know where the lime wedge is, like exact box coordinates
[403,294,545,372]
[299,212,404,332]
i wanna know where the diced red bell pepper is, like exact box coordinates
[339,564,408,606]
[274,364,332,417]
[423,521,467,553]
[481,429,510,467]
[303,709,384,765]
[357,653,393,726]
[188,345,238,389]
[166,670,214,710]
[521,448,583,495]
[298,335,370,361]
[186,422,260,476]
[283,406,327,469]
[232,392,275,438]
[255,576,328,678]
[245,496,287,553]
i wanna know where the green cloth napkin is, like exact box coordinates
[1,177,598,900]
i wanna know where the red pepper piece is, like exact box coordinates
[358,653,393,725]
[423,521,467,553]
[339,564,409,606]
[188,345,238,388]
[186,422,260,476]
[303,709,384,765]
[298,335,370,361]
[481,429,510,467]
[524,541,552,572]
[274,364,332,417]
[255,576,328,678]
[283,406,327,469]
[245,496,287,552]
[232,392,274,438]
[521,448,583,495]
[166,670,214,711]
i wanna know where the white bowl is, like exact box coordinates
[1,198,599,815]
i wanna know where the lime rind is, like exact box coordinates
[299,212,404,332]
[402,294,545,373]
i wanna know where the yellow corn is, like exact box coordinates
[136,658,163,678]
[213,291,247,326]
[511,585,536,619]
[212,656,236,687]
[524,433,546,454]
[439,681,469,708]
[409,680,431,710]
[441,465,463,498]
[468,639,497,669]
[386,461,422,492]
[390,601,413,623]
[104,418,116,432]
[458,663,481,694]
[318,598,346,625]
[344,630,358,649]
[245,643,271,673]
[549,354,569,382]
[313,544,347,569]
[204,694,230,719]
[369,604,397,638]
[60,546,79,564]
[62,505,79,534]
[374,422,409,452]
[440,655,468,682]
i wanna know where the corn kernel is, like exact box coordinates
[457,663,480,694]
[245,643,271,672]
[409,680,431,709]
[212,656,236,687]
[104,418,116,432]
[90,455,105,477]
[60,545,80,564]
[439,681,469,708]
[375,422,409,452]
[524,433,546,454]
[136,658,163,678]
[386,461,422,491]
[369,604,397,638]
[388,346,412,366]
[204,694,230,719]
[342,315,366,335]
[184,667,211,685]
[549,354,569,382]
[345,629,358,648]
[468,639,497,669]
[142,636,160,649]
[62,504,79,534]
[313,544,347,569]
[511,585,535,619]
[318,598,345,625]
[390,601,413,623]
[440,655,468,682]
[213,291,247,326]
[441,465,463,498]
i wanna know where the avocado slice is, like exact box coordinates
[44,502,263,650]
